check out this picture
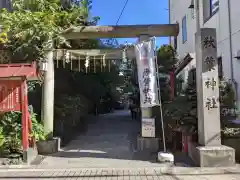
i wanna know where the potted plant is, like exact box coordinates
[36,135,60,155]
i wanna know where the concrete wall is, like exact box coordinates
[169,0,196,60]
[170,0,240,108]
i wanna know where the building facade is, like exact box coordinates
[170,0,240,108]
[0,0,11,10]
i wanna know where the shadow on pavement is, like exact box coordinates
[37,110,196,167]
[38,110,163,166]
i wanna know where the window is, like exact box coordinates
[203,0,219,22]
[210,0,219,15]
[182,16,187,43]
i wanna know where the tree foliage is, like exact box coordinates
[156,45,177,102]
[157,44,177,73]
[0,0,99,61]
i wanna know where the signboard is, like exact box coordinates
[134,39,158,107]
[142,118,155,137]
[0,80,22,112]
[196,28,221,145]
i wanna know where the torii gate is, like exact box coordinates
[42,24,179,149]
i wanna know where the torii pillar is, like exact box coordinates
[41,47,54,138]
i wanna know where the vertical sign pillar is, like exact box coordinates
[196,28,221,146]
[194,28,235,167]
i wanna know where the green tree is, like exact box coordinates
[157,44,177,102]
[157,44,177,73]
[0,0,99,61]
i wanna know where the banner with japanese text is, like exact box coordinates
[134,39,158,107]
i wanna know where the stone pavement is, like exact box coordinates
[37,110,165,169]
[2,110,240,179]
[0,167,240,179]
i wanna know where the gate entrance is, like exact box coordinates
[0,22,179,164]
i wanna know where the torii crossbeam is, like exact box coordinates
[62,24,179,39]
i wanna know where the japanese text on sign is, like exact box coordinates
[142,68,152,104]
[0,81,22,112]
[134,39,158,107]
[142,118,155,137]
[205,77,217,90]
[205,97,218,110]
[203,36,216,49]
[202,33,219,112]
[204,56,215,71]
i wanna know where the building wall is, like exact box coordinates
[170,0,240,107]
[0,0,11,10]
[0,0,6,9]
[169,0,196,60]
[177,54,196,91]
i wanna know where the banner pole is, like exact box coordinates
[153,38,167,152]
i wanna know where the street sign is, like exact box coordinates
[142,118,155,137]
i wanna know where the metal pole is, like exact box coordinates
[227,0,234,82]
[153,38,166,152]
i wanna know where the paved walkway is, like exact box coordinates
[37,110,163,168]
[1,167,240,179]
[1,110,240,179]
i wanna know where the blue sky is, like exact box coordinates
[91,0,170,48]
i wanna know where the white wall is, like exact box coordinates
[170,0,196,60]
[223,0,240,107]
[170,0,221,58]
[170,0,240,107]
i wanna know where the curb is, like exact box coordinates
[0,166,240,175]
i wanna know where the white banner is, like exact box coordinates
[134,39,158,107]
